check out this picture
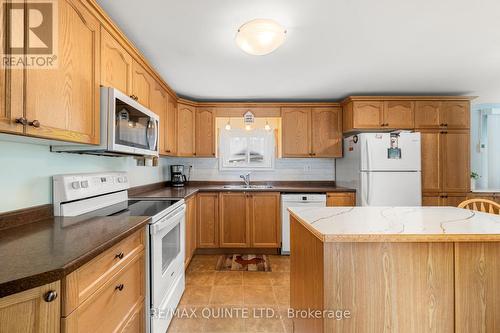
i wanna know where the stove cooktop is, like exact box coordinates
[80,199,181,219]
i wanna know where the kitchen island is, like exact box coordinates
[288,206,500,333]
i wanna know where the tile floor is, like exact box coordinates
[167,254,292,333]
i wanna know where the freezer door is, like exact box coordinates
[360,132,421,171]
[360,171,422,206]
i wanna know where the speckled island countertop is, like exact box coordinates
[288,206,500,242]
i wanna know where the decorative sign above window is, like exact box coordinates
[244,111,255,125]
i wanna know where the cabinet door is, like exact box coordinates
[149,82,167,154]
[282,107,311,157]
[442,131,470,192]
[420,131,442,192]
[100,28,132,95]
[422,195,442,206]
[177,103,196,156]
[0,281,60,332]
[185,195,197,267]
[197,193,219,248]
[249,192,280,248]
[326,192,356,206]
[441,101,470,129]
[219,192,250,248]
[25,0,100,144]
[164,96,177,155]
[352,101,383,128]
[442,194,468,207]
[383,101,414,128]
[415,101,441,129]
[311,107,342,157]
[195,107,216,157]
[131,60,153,108]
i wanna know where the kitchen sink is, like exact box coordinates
[223,184,273,190]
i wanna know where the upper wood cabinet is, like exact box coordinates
[185,195,197,268]
[100,28,133,95]
[248,192,281,248]
[282,107,311,157]
[326,192,356,206]
[0,281,60,332]
[150,82,168,154]
[177,103,196,156]
[343,100,414,132]
[219,192,250,248]
[162,96,177,156]
[195,107,216,157]
[383,101,414,128]
[311,107,342,157]
[24,0,100,144]
[415,101,470,129]
[131,60,153,108]
[197,193,219,248]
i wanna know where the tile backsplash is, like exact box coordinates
[163,157,335,181]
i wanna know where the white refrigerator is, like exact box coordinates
[336,132,422,206]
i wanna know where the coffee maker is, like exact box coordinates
[170,165,187,187]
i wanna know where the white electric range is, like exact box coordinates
[53,172,185,333]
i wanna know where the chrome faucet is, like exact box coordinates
[240,173,251,187]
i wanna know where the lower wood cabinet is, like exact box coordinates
[0,281,60,332]
[61,229,145,333]
[326,192,356,206]
[197,193,219,248]
[422,193,468,207]
[219,192,281,248]
[185,195,197,268]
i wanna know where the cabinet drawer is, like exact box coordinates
[63,229,144,315]
[63,251,145,333]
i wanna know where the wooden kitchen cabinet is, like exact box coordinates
[100,28,133,95]
[342,99,413,132]
[219,192,250,247]
[310,107,342,157]
[177,103,196,156]
[420,131,442,192]
[326,192,356,206]
[197,193,219,248]
[185,195,197,268]
[415,100,470,129]
[282,107,342,157]
[282,107,311,157]
[24,0,100,144]
[442,130,470,193]
[195,107,216,157]
[150,82,168,153]
[0,281,60,332]
[248,192,281,248]
[131,60,153,108]
[163,97,177,156]
[383,100,414,128]
[422,194,468,207]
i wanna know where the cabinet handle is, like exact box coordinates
[15,117,27,125]
[29,120,40,128]
[443,123,448,127]
[440,131,448,134]
[44,290,58,302]
[115,284,124,291]
[115,252,124,260]
[385,123,389,127]
[439,123,445,126]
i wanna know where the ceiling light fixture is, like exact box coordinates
[235,19,287,56]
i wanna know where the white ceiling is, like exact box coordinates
[97,0,500,103]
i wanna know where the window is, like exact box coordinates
[219,129,275,170]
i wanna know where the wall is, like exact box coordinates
[470,103,500,191]
[0,140,168,213]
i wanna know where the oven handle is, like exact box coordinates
[150,205,186,235]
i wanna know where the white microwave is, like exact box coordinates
[52,87,159,157]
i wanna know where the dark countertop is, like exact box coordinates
[0,214,149,298]
[131,181,355,200]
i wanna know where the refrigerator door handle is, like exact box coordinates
[366,172,371,205]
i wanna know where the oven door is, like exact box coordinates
[106,88,159,156]
[150,204,185,307]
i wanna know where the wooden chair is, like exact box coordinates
[458,198,500,215]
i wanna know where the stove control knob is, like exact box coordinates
[117,177,124,183]
[81,180,89,188]
[71,181,81,190]
[123,176,128,183]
